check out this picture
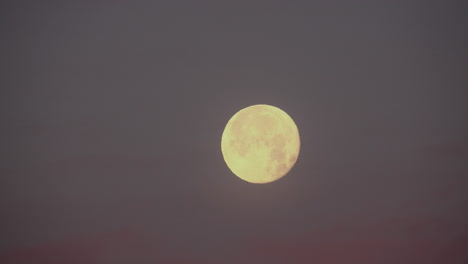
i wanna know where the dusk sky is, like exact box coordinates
[1,1,467,263]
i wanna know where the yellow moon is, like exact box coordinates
[221,104,300,184]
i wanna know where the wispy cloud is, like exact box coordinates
[242,218,468,264]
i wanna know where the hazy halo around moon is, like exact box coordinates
[221,104,300,184]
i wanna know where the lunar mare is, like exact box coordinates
[221,104,300,184]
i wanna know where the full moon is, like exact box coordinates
[221,104,300,184]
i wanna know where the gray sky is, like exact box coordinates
[1,1,467,263]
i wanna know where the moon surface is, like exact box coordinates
[221,104,300,184]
